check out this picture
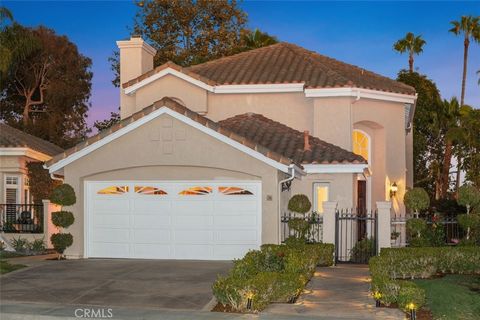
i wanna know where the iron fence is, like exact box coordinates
[335,208,377,264]
[391,213,464,247]
[0,203,44,233]
[281,212,323,243]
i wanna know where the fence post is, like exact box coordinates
[322,201,338,244]
[376,201,392,253]
[42,200,61,249]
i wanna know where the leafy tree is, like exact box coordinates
[241,28,278,49]
[449,15,480,107]
[393,32,426,72]
[0,25,92,148]
[93,111,120,132]
[450,16,480,193]
[396,71,442,196]
[110,1,278,87]
[26,162,61,204]
[455,105,480,188]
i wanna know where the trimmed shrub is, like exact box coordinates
[50,233,73,255]
[404,188,430,217]
[50,184,76,206]
[287,218,310,239]
[288,194,311,214]
[350,238,375,263]
[369,247,480,311]
[213,242,334,312]
[51,211,75,229]
[458,185,480,214]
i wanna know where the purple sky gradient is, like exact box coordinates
[4,1,480,129]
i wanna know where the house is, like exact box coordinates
[0,123,63,237]
[45,36,416,260]
[0,123,63,205]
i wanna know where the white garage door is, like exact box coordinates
[85,181,261,260]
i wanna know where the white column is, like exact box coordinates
[376,201,392,253]
[322,201,338,244]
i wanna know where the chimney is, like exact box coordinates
[116,36,157,118]
[304,131,311,151]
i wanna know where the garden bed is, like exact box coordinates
[212,242,334,313]
[369,247,480,318]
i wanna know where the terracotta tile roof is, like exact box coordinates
[0,123,63,157]
[123,42,415,95]
[218,113,366,165]
[46,97,365,169]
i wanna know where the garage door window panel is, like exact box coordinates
[134,186,167,195]
[97,186,129,195]
[179,186,212,195]
[219,187,253,195]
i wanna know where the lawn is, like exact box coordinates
[414,275,480,320]
[0,260,26,274]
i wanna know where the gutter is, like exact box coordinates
[277,164,296,244]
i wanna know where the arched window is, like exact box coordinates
[352,130,370,162]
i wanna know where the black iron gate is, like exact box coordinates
[335,208,378,264]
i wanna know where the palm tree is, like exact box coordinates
[393,32,426,72]
[242,29,278,49]
[449,16,480,107]
[449,16,480,194]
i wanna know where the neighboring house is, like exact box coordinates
[0,123,63,205]
[0,123,63,237]
[45,36,416,260]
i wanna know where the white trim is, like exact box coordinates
[0,147,52,162]
[303,163,368,174]
[214,83,305,94]
[304,87,416,104]
[46,106,296,175]
[124,67,215,95]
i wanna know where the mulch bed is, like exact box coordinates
[377,303,432,320]
[211,303,248,313]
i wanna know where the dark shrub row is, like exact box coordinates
[213,243,334,313]
[369,247,480,311]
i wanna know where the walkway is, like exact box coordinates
[263,264,405,319]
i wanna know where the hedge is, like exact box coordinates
[213,242,334,313]
[369,247,480,312]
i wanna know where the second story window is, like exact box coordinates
[352,130,370,163]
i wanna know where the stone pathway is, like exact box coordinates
[263,264,406,319]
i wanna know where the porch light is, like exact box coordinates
[390,182,398,198]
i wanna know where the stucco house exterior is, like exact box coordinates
[0,123,63,244]
[45,36,416,260]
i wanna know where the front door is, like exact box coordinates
[357,180,367,240]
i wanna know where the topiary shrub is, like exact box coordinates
[51,211,75,229]
[458,213,480,243]
[288,194,311,214]
[458,185,480,214]
[50,184,76,207]
[50,233,73,255]
[50,183,76,259]
[404,188,430,218]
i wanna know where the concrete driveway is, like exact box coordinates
[0,259,232,311]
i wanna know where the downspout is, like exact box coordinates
[277,164,295,244]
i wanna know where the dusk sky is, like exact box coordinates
[5,1,480,127]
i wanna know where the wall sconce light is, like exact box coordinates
[390,182,398,198]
